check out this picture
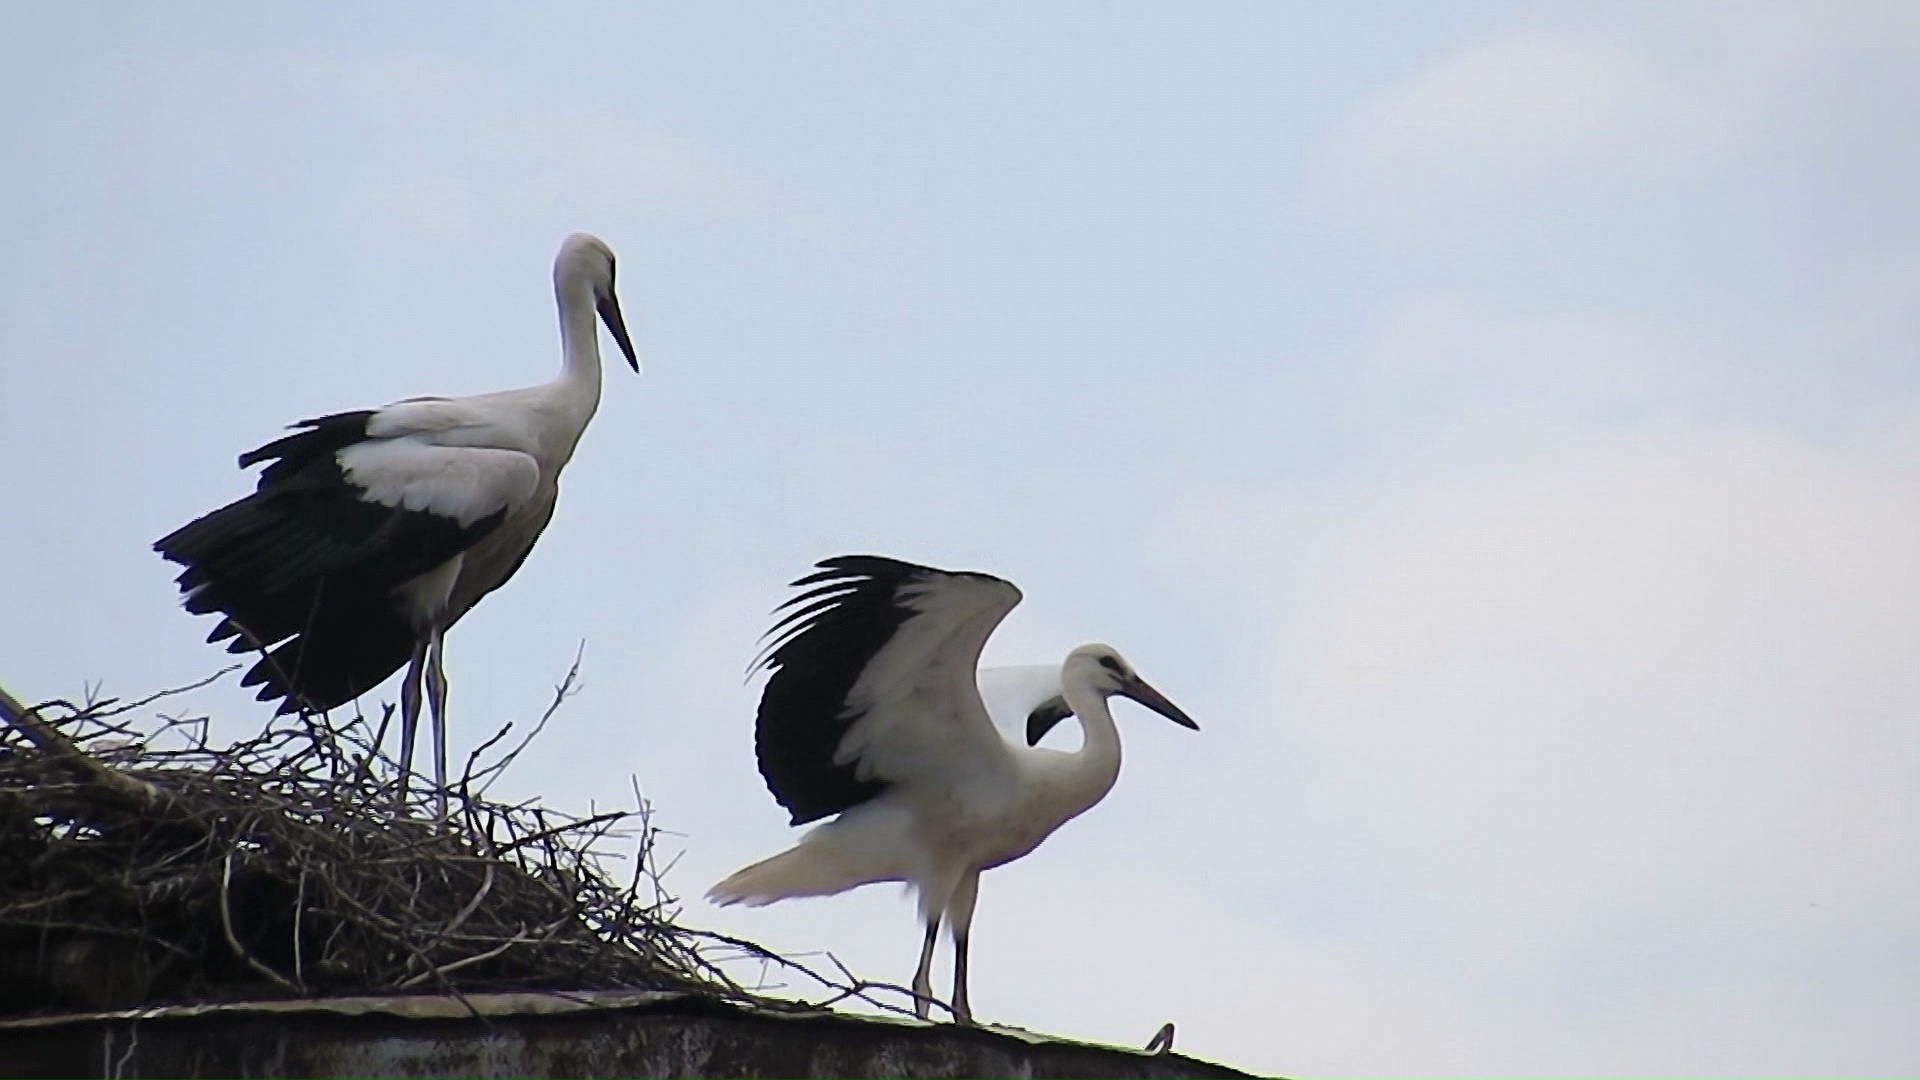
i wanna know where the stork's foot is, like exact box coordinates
[951,978,973,1026]
[911,973,933,1020]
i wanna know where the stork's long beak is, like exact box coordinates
[1025,675,1199,746]
[597,289,641,373]
[1122,675,1200,731]
[1025,696,1073,747]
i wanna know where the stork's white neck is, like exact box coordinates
[1055,674,1124,814]
[547,269,606,451]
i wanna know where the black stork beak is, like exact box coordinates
[597,288,641,373]
[1122,674,1200,731]
[1023,675,1199,747]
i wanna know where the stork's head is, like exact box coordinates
[555,232,641,374]
[1027,644,1200,745]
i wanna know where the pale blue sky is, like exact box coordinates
[5,4,1919,1076]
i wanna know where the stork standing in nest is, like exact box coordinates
[710,555,1199,1024]
[155,233,639,821]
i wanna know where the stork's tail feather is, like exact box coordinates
[707,845,875,907]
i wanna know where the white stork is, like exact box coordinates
[154,232,639,820]
[708,555,1199,1025]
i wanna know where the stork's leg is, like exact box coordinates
[423,625,450,825]
[947,870,982,1026]
[395,640,429,814]
[910,912,940,1020]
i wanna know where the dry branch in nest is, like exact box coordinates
[0,664,909,1018]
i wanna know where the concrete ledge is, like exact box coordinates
[0,990,1260,1078]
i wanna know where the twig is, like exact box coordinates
[467,644,584,797]
[293,869,308,983]
[1,688,167,810]
[90,668,237,718]
[219,849,299,993]
[397,913,573,989]
[402,864,496,975]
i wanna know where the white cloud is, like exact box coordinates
[1159,418,1920,1073]
[1300,422,1919,910]
[1305,30,1728,223]
[1692,2,1920,146]
[1351,293,1740,423]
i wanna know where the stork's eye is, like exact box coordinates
[1097,655,1125,676]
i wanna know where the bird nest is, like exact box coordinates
[0,667,885,1018]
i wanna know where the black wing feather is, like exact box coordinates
[156,410,504,714]
[239,411,380,486]
[752,555,956,825]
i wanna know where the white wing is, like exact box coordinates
[367,391,543,453]
[341,392,551,527]
[752,556,1023,824]
[338,439,540,528]
[837,567,1023,788]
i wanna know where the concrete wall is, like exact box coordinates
[0,991,1259,1079]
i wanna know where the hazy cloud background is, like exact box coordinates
[3,4,1917,1076]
